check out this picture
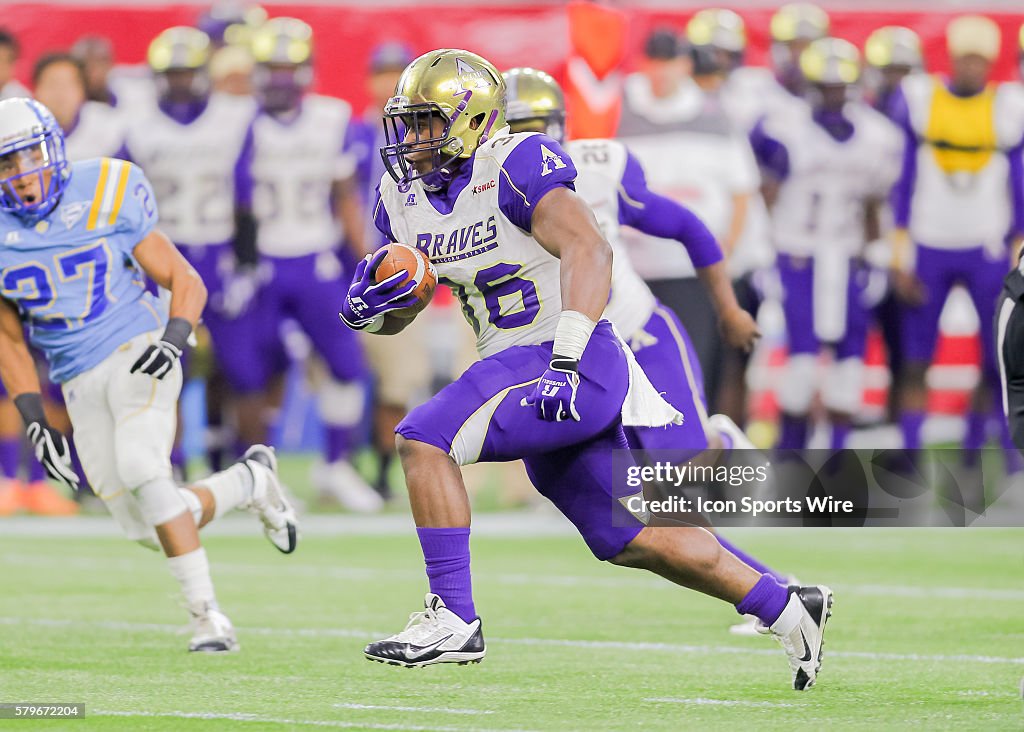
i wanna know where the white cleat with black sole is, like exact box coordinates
[242,445,299,554]
[759,585,833,690]
[364,593,485,668]
[187,602,239,653]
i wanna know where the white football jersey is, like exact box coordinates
[566,138,657,339]
[901,75,1024,252]
[377,130,565,358]
[763,99,902,257]
[64,101,125,161]
[123,93,256,246]
[251,95,357,257]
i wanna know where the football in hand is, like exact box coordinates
[372,243,437,317]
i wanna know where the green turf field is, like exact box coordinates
[1,520,1022,731]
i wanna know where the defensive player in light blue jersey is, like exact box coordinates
[0,98,298,652]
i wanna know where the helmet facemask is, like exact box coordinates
[254,63,311,115]
[0,127,68,219]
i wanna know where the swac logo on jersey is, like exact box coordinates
[540,144,567,177]
[60,201,90,230]
[472,180,495,195]
[405,193,417,207]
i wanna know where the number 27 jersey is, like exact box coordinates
[375,130,577,358]
[0,157,165,382]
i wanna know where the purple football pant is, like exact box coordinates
[901,243,1004,380]
[778,253,869,359]
[182,243,266,394]
[256,252,367,383]
[397,321,644,560]
[624,304,710,457]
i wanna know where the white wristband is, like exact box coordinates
[552,310,597,361]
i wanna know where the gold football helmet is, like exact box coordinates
[800,37,861,85]
[381,49,506,187]
[147,26,212,72]
[770,3,830,44]
[865,26,922,70]
[686,9,747,53]
[503,67,564,141]
[251,17,313,66]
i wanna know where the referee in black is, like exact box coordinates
[997,258,1024,453]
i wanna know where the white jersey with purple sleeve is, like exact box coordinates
[754,98,902,258]
[123,93,255,247]
[63,101,126,161]
[252,94,356,257]
[375,129,573,358]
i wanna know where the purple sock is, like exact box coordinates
[417,527,476,622]
[26,449,44,482]
[325,425,355,464]
[900,411,925,450]
[964,411,987,451]
[736,573,790,626]
[717,535,787,583]
[829,423,851,451]
[0,438,19,479]
[778,414,809,450]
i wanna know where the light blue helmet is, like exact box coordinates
[0,98,70,219]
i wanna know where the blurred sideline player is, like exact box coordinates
[863,27,924,424]
[505,67,796,634]
[0,98,297,651]
[751,39,901,449]
[123,26,263,470]
[247,18,380,511]
[343,49,833,689]
[685,9,777,424]
[0,30,28,100]
[349,42,437,499]
[70,36,117,106]
[616,29,757,416]
[889,16,1024,455]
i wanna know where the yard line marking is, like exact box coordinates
[92,710,527,731]
[334,703,494,715]
[3,552,1022,602]
[4,616,1024,667]
[644,697,800,708]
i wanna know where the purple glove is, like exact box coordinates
[339,249,419,330]
[524,356,581,422]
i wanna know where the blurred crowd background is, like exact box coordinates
[1,0,1023,517]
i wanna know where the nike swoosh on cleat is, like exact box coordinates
[798,630,813,663]
[405,634,454,660]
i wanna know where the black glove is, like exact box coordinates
[15,393,80,491]
[130,317,191,379]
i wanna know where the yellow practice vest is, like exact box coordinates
[924,76,997,175]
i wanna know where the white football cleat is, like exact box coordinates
[243,445,299,554]
[313,459,384,514]
[761,585,833,690]
[187,602,239,653]
[364,593,486,668]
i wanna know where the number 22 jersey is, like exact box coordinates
[374,129,576,358]
[0,157,165,382]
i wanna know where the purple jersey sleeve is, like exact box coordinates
[346,117,377,197]
[497,133,576,232]
[372,186,397,243]
[749,117,790,181]
[233,119,256,210]
[1009,140,1024,240]
[617,150,723,268]
[886,86,916,230]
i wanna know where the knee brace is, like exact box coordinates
[777,354,818,415]
[318,379,366,427]
[177,487,204,525]
[134,477,189,528]
[822,357,864,416]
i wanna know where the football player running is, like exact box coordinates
[503,67,795,626]
[0,98,298,652]
[341,49,833,690]
[247,18,380,512]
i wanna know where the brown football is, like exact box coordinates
[372,243,438,317]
